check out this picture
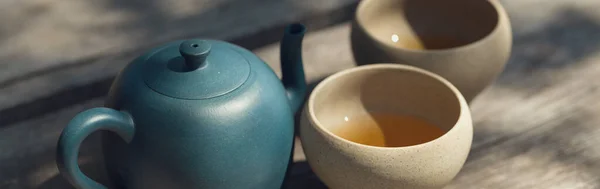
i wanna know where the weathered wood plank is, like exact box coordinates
[0,23,352,189]
[4,0,600,188]
[277,1,600,188]
[7,15,600,187]
[447,57,600,189]
[0,0,359,126]
[0,0,359,82]
[0,99,107,189]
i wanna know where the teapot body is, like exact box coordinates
[101,41,295,189]
[56,24,306,189]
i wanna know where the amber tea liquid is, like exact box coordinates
[332,113,446,147]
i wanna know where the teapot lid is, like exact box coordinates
[142,39,250,99]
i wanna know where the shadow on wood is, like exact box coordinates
[0,132,111,189]
[36,160,113,189]
[0,1,360,128]
[283,161,327,189]
[35,161,326,189]
[496,8,600,91]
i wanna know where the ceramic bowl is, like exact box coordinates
[350,0,512,103]
[300,64,473,189]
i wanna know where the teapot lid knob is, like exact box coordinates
[179,40,211,70]
[141,39,250,100]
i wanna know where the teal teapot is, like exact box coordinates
[56,24,308,189]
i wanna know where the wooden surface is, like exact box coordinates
[2,0,600,188]
[0,0,360,127]
[0,0,359,188]
[282,9,600,187]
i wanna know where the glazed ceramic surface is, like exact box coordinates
[56,24,308,189]
[300,64,473,189]
[350,0,512,103]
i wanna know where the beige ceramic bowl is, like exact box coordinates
[350,0,512,103]
[300,64,473,189]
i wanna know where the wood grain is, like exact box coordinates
[3,0,600,188]
[0,22,353,189]
[275,3,600,187]
[0,0,360,126]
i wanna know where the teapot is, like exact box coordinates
[56,24,308,189]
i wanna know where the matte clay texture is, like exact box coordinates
[300,64,473,189]
[350,0,512,103]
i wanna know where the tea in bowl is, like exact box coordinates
[300,64,472,189]
[350,0,512,103]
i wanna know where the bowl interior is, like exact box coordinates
[356,0,499,50]
[310,65,462,147]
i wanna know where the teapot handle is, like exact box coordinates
[56,107,135,189]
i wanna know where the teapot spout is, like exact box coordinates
[280,23,307,113]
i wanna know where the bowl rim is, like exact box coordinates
[305,64,471,150]
[354,0,508,54]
